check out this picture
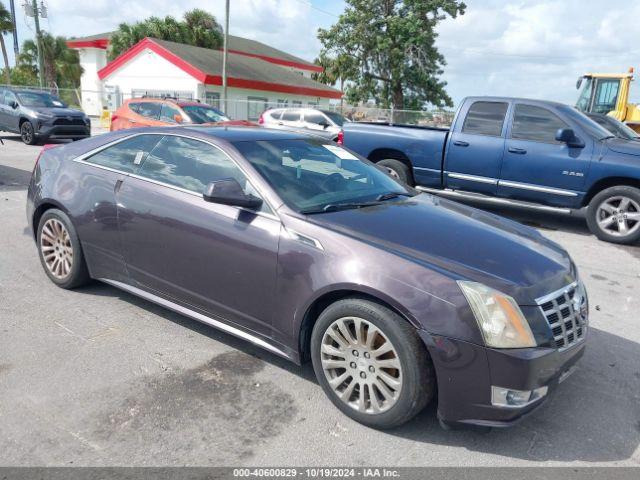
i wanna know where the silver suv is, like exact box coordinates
[259,107,346,141]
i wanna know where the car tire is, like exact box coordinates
[586,185,640,245]
[20,121,38,145]
[311,297,435,429]
[36,208,91,289]
[376,159,413,186]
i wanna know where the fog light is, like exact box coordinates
[491,385,548,408]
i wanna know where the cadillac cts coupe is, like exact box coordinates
[27,126,588,429]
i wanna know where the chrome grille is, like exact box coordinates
[536,282,588,350]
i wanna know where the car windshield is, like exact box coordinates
[558,105,613,140]
[232,138,414,213]
[322,110,346,126]
[589,115,639,140]
[182,105,229,124]
[16,92,66,108]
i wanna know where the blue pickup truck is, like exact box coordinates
[342,96,640,244]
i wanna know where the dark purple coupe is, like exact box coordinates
[27,126,588,429]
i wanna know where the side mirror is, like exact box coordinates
[203,178,263,210]
[173,114,184,124]
[319,120,330,129]
[9,100,18,109]
[555,128,585,148]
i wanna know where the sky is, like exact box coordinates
[3,0,640,107]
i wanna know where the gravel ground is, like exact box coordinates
[1,130,639,467]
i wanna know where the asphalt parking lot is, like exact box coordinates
[1,130,639,467]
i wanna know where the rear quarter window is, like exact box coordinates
[462,101,509,136]
[83,135,163,173]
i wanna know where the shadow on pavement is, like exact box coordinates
[77,281,639,463]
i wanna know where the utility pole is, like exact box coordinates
[221,0,229,114]
[9,0,19,55]
[24,0,46,87]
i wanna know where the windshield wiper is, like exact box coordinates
[376,191,411,201]
[300,201,383,215]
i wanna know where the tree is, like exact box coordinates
[312,53,358,109]
[108,9,223,60]
[17,33,82,88]
[0,1,13,85]
[317,0,465,110]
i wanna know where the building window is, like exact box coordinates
[292,100,303,107]
[247,96,268,121]
[131,89,194,101]
[277,99,288,108]
[205,92,220,109]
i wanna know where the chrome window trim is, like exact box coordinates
[72,131,281,221]
[446,171,498,185]
[99,278,290,360]
[499,180,579,197]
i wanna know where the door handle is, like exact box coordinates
[508,147,527,154]
[114,179,124,193]
[277,122,284,125]
[453,140,469,147]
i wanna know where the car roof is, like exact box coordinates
[182,125,315,142]
[463,96,569,109]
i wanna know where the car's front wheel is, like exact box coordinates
[20,121,37,145]
[311,298,435,429]
[586,186,640,244]
[37,209,91,289]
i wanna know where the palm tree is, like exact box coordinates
[0,1,13,85]
[18,33,82,88]
[108,9,223,60]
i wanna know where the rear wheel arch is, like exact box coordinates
[32,201,69,239]
[298,288,421,363]
[368,149,414,185]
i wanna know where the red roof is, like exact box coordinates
[97,38,341,99]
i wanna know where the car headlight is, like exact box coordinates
[34,111,54,120]
[458,281,536,348]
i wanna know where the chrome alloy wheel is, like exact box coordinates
[40,218,73,279]
[384,167,400,180]
[320,317,403,414]
[596,196,640,237]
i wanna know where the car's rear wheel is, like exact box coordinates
[376,159,413,186]
[586,186,640,244]
[37,209,91,289]
[20,121,37,145]
[311,298,435,429]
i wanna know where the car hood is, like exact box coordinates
[32,107,85,117]
[308,194,575,304]
[606,137,640,157]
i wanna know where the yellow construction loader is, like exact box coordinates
[575,67,640,132]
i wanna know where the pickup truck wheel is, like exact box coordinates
[586,186,640,244]
[376,159,413,186]
[311,298,435,429]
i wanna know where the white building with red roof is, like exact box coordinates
[67,32,340,119]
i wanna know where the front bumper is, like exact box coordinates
[420,331,586,427]
[35,121,90,139]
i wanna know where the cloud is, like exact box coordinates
[436,0,640,106]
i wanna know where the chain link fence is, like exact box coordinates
[0,84,455,127]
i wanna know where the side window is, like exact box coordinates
[5,91,17,106]
[128,102,141,114]
[511,104,569,143]
[84,135,163,173]
[281,110,301,122]
[136,102,162,120]
[137,136,266,209]
[304,112,327,125]
[592,79,620,114]
[462,101,508,136]
[159,103,182,123]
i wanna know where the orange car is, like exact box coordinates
[110,97,253,131]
